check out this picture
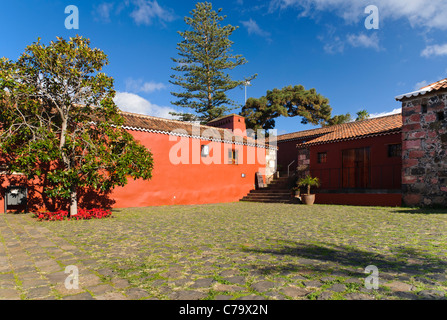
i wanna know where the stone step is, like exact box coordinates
[241,194,295,201]
[249,189,291,194]
[246,192,291,198]
[240,198,299,204]
[240,175,297,204]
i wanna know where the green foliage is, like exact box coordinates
[0,35,154,215]
[298,175,321,195]
[241,85,332,131]
[355,109,370,121]
[170,2,256,124]
[326,113,352,126]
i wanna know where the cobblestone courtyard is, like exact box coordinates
[1,202,447,300]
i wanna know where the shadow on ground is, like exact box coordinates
[242,239,447,278]
[391,208,447,215]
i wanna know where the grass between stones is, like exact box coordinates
[22,202,447,300]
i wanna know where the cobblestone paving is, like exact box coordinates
[1,203,447,300]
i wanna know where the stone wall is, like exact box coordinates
[401,93,447,207]
[297,147,310,180]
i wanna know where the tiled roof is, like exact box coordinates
[120,111,273,148]
[295,113,402,147]
[395,78,447,101]
[277,126,335,142]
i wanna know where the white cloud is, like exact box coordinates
[94,2,114,23]
[125,78,167,93]
[322,36,345,54]
[114,92,176,119]
[241,19,271,40]
[370,108,402,118]
[269,0,447,30]
[321,32,381,54]
[93,2,115,23]
[421,44,447,57]
[347,33,381,51]
[130,0,175,25]
[414,80,429,90]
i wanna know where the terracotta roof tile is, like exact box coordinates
[120,111,271,148]
[396,78,447,101]
[297,114,402,147]
[277,126,335,142]
[420,78,447,91]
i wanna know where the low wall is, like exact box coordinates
[314,192,402,207]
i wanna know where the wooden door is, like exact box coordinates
[342,147,370,188]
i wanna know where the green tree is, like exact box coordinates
[241,85,332,131]
[170,2,256,124]
[355,109,370,121]
[326,113,352,126]
[0,36,154,216]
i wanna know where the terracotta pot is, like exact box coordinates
[301,194,315,205]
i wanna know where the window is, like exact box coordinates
[388,144,402,158]
[421,104,428,114]
[228,149,239,164]
[317,152,327,164]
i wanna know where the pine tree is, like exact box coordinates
[241,85,332,131]
[170,2,255,124]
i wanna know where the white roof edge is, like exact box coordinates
[395,88,432,101]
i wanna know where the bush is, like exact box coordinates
[33,208,113,221]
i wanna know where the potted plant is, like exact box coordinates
[297,175,320,205]
[291,186,300,198]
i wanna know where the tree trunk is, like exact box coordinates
[69,187,78,216]
[307,184,311,195]
[60,110,78,216]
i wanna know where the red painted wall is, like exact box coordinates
[1,130,268,212]
[277,139,304,173]
[309,133,402,190]
[110,130,267,208]
[207,114,247,134]
[315,193,402,207]
[306,133,403,207]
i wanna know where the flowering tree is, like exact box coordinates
[0,36,154,216]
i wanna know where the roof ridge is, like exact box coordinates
[420,78,447,90]
[278,113,401,139]
[119,110,229,132]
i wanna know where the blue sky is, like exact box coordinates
[1,0,447,134]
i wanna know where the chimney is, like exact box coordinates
[207,114,247,136]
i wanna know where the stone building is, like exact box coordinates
[396,78,447,207]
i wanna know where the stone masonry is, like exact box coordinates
[296,147,310,180]
[401,93,447,207]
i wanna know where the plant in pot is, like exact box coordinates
[297,175,320,205]
[291,186,301,198]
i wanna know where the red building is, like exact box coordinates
[279,114,403,207]
[1,112,275,213]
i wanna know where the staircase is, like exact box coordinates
[240,175,300,204]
